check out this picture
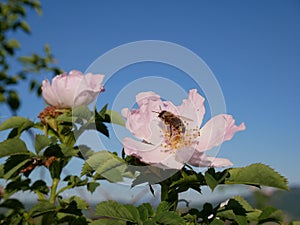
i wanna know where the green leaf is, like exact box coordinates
[20,21,31,33]
[94,201,140,223]
[90,219,126,225]
[153,211,185,225]
[235,215,248,225]
[62,196,89,211]
[205,172,219,191]
[4,158,32,179]
[72,105,93,121]
[63,175,88,188]
[7,39,20,49]
[85,151,131,182]
[35,134,52,154]
[210,218,225,225]
[0,138,30,158]
[231,196,254,212]
[31,180,49,195]
[0,164,4,178]
[95,119,109,137]
[0,198,24,211]
[28,201,57,218]
[258,206,284,224]
[138,203,154,221]
[49,159,63,179]
[5,177,31,196]
[0,116,34,134]
[87,182,100,194]
[156,201,171,214]
[98,104,108,119]
[81,162,94,177]
[225,163,289,190]
[289,222,300,225]
[106,110,125,126]
[217,209,236,220]
[7,90,20,111]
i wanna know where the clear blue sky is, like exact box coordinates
[1,0,300,188]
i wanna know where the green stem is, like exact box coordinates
[160,182,169,202]
[56,185,72,196]
[160,180,178,211]
[35,191,46,201]
[49,178,60,204]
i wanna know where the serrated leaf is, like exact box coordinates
[87,182,100,193]
[4,158,32,179]
[258,206,284,224]
[5,178,31,197]
[98,104,108,119]
[156,201,171,214]
[225,163,289,190]
[72,105,93,121]
[31,180,49,195]
[90,219,126,225]
[231,196,254,212]
[106,110,125,126]
[28,201,57,218]
[0,116,34,133]
[0,198,24,210]
[0,139,30,158]
[138,203,154,221]
[205,172,219,191]
[35,134,52,154]
[210,218,225,225]
[234,215,248,225]
[95,120,109,137]
[217,209,236,220]
[81,162,94,177]
[85,151,131,182]
[95,201,140,223]
[153,211,185,225]
[65,196,89,210]
[63,175,88,188]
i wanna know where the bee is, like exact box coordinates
[153,110,187,137]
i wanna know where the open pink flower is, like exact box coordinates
[122,89,245,169]
[42,70,104,109]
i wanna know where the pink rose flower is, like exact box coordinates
[122,89,245,169]
[41,70,104,108]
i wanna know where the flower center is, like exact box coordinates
[161,122,200,151]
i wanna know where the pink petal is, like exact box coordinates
[188,150,233,167]
[41,79,60,107]
[84,73,105,90]
[123,137,170,164]
[158,154,184,170]
[41,71,104,108]
[122,92,163,141]
[196,114,245,152]
[177,89,206,128]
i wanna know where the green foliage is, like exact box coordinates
[0,138,30,158]
[82,151,133,182]
[0,116,34,138]
[0,0,62,113]
[225,163,289,190]
[93,201,185,225]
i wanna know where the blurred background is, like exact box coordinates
[1,0,299,220]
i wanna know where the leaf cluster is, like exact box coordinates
[0,0,62,113]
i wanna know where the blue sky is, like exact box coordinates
[1,0,300,191]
